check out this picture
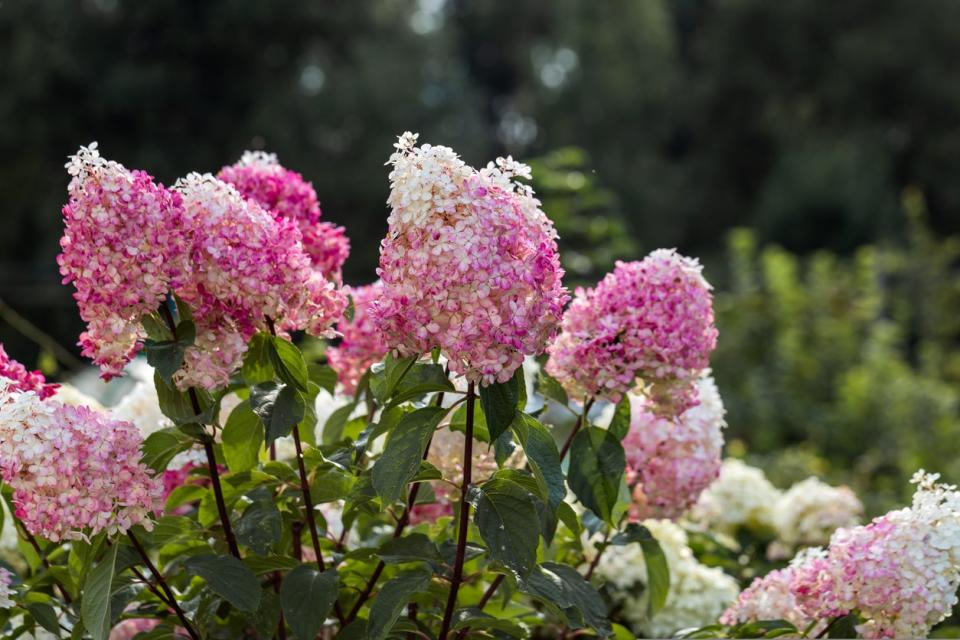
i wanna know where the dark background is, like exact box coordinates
[3,0,960,508]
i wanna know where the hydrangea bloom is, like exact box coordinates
[720,560,816,633]
[0,344,58,399]
[621,373,725,520]
[327,283,388,394]
[372,132,568,385]
[723,472,960,639]
[173,173,345,388]
[546,249,717,412]
[690,459,781,532]
[218,151,350,280]
[773,477,863,551]
[59,144,191,378]
[592,519,739,637]
[0,380,163,541]
[0,568,14,609]
[52,383,103,409]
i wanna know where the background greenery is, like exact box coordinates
[2,0,959,511]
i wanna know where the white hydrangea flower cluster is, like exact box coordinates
[773,476,863,551]
[690,458,781,532]
[0,568,14,609]
[592,519,739,638]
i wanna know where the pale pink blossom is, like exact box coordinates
[327,283,388,394]
[546,249,717,412]
[372,133,568,385]
[0,344,58,400]
[0,380,163,542]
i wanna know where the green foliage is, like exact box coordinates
[80,544,118,640]
[472,477,542,577]
[567,427,625,525]
[713,203,960,509]
[280,565,339,640]
[185,554,262,612]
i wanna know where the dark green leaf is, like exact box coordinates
[251,589,282,639]
[511,413,565,509]
[366,569,431,640]
[473,478,540,577]
[556,501,582,536]
[372,407,447,505]
[243,333,274,386]
[568,427,625,525]
[479,372,522,442]
[270,336,309,392]
[519,562,612,638]
[536,371,569,406]
[221,400,263,472]
[250,382,306,444]
[826,613,860,639]
[311,466,356,503]
[153,372,198,424]
[369,354,417,403]
[452,608,527,637]
[309,364,338,395]
[141,427,195,473]
[608,396,631,440]
[449,402,491,442]
[280,565,338,640]
[28,602,62,636]
[385,362,454,408]
[377,533,442,566]
[236,489,281,555]
[611,523,669,616]
[322,402,358,445]
[81,543,118,640]
[186,554,261,612]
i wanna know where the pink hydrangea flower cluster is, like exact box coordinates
[173,173,345,388]
[723,471,960,639]
[0,344,58,400]
[218,151,350,281]
[546,249,717,412]
[622,373,725,521]
[0,380,163,542]
[327,282,388,394]
[372,132,568,385]
[60,145,347,390]
[59,143,191,378]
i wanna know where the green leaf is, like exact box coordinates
[141,427,195,473]
[372,406,447,505]
[385,362,454,408]
[479,372,522,442]
[452,608,527,637]
[519,562,612,638]
[221,400,263,472]
[185,554,261,612]
[536,371,569,406]
[81,543,118,640]
[366,569,431,640]
[151,515,201,547]
[311,465,356,503]
[280,565,338,640]
[611,523,669,616]
[826,613,860,639]
[250,382,306,444]
[28,602,62,636]
[270,336,309,392]
[608,396,631,440]
[377,533,442,566]
[473,478,541,577]
[449,402,491,442]
[511,413,565,509]
[251,589,282,639]
[236,488,281,555]
[556,502,582,536]
[153,372,198,424]
[309,364,338,395]
[322,402,358,445]
[143,319,195,384]
[369,354,417,403]
[243,333,274,386]
[568,427,625,525]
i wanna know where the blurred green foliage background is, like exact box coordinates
[2,0,959,510]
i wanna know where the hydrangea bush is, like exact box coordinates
[0,134,955,640]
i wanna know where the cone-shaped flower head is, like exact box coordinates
[58,143,191,378]
[327,282,388,394]
[372,132,568,385]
